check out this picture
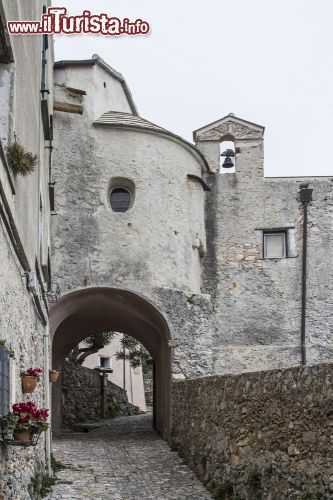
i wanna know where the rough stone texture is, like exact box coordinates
[0,1,54,496]
[52,66,333,383]
[154,287,213,378]
[171,363,333,499]
[52,82,206,296]
[51,65,211,390]
[47,414,212,499]
[61,360,139,429]
[196,116,333,374]
[0,223,48,499]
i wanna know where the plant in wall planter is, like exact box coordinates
[49,370,60,383]
[6,140,38,176]
[0,402,49,447]
[21,368,43,394]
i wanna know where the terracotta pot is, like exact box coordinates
[22,375,38,393]
[13,429,31,444]
[49,371,60,383]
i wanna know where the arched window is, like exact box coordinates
[110,188,131,213]
[220,139,236,173]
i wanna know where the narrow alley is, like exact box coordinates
[48,414,212,499]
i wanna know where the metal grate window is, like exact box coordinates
[110,188,131,213]
[0,346,10,416]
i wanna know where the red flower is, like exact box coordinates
[23,367,43,377]
[11,402,48,421]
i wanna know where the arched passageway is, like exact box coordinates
[49,287,171,439]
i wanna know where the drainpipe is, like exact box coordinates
[299,185,313,366]
[43,326,52,476]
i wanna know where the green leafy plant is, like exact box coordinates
[115,334,152,368]
[30,474,56,498]
[51,454,67,474]
[72,331,116,364]
[265,464,273,475]
[248,469,261,490]
[301,494,322,500]
[0,339,15,359]
[214,480,234,499]
[6,140,38,176]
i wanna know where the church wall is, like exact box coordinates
[196,119,333,374]
[52,76,211,378]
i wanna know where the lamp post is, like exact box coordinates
[299,184,313,366]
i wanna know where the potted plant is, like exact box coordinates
[21,367,43,394]
[49,369,60,383]
[0,402,49,446]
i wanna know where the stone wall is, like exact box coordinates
[196,115,333,374]
[0,0,53,497]
[61,360,139,429]
[171,363,333,499]
[0,223,47,499]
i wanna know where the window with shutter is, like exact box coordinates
[0,346,10,416]
[110,188,131,213]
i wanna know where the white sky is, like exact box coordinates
[54,0,333,177]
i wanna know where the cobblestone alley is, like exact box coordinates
[48,414,212,499]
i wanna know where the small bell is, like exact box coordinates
[222,156,234,168]
[221,148,235,169]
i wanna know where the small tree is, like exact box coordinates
[72,331,115,365]
[115,335,152,369]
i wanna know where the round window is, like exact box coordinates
[110,187,131,213]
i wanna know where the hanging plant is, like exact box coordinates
[21,367,43,394]
[6,140,38,176]
[0,402,49,446]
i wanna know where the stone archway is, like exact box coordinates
[49,287,171,439]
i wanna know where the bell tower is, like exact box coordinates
[193,113,265,178]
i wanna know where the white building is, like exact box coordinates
[82,334,146,411]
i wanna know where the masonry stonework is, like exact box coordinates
[0,1,53,497]
[52,65,333,384]
[0,224,47,499]
[195,116,333,374]
[171,363,333,499]
[61,359,139,429]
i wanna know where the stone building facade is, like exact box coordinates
[195,116,333,374]
[0,1,53,498]
[51,55,333,400]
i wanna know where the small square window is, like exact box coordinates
[100,357,112,369]
[263,232,287,259]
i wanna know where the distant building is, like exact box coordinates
[82,334,146,411]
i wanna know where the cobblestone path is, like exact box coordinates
[48,413,212,499]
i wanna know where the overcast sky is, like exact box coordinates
[54,0,333,177]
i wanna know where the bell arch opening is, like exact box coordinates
[220,135,236,173]
[49,287,171,439]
